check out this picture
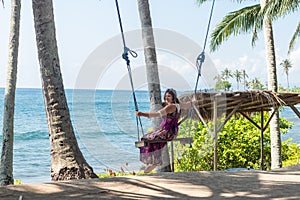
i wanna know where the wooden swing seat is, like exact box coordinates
[135,137,193,148]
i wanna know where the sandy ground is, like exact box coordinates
[1,165,300,200]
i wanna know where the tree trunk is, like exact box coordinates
[137,0,171,172]
[287,74,289,89]
[261,0,282,169]
[32,0,97,180]
[0,0,21,186]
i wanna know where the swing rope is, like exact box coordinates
[186,0,216,145]
[195,0,216,95]
[115,0,144,141]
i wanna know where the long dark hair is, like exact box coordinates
[162,88,180,107]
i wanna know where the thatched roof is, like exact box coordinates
[179,90,300,121]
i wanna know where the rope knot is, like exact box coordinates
[122,47,130,65]
[122,47,137,66]
[197,51,205,64]
[196,51,205,75]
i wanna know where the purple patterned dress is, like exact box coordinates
[140,104,181,165]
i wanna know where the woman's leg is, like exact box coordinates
[139,130,169,172]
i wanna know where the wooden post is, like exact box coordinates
[214,98,218,171]
[160,145,172,172]
[170,141,174,172]
[260,109,264,170]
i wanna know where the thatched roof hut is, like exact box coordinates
[178,90,300,171]
[179,90,300,121]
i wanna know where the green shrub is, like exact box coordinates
[174,113,298,171]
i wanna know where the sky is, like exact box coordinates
[0,0,299,91]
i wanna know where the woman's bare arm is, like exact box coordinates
[136,104,177,118]
[180,98,196,110]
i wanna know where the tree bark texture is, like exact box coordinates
[261,0,282,169]
[137,0,171,172]
[32,0,97,180]
[0,0,21,186]
[137,0,162,129]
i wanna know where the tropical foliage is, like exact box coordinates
[175,113,299,171]
[262,0,300,53]
[214,68,266,91]
[280,59,293,89]
[233,69,243,90]
[204,0,281,168]
[209,4,264,51]
[247,77,265,90]
[214,80,232,91]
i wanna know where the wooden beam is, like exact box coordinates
[239,111,261,130]
[289,104,300,119]
[262,109,276,132]
[192,104,215,138]
[216,102,243,133]
[178,115,188,126]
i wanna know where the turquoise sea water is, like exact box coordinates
[0,88,152,183]
[0,88,299,183]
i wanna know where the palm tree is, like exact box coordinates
[280,59,292,89]
[248,77,264,90]
[137,0,171,172]
[242,69,249,90]
[262,0,300,54]
[262,0,282,169]
[214,74,223,82]
[137,0,162,130]
[31,0,97,180]
[233,69,243,90]
[197,0,282,169]
[221,68,233,81]
[289,22,300,53]
[0,0,21,186]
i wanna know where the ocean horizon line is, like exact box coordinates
[0,87,196,93]
[0,87,147,91]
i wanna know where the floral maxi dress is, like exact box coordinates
[139,104,181,166]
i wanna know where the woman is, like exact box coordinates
[136,88,194,173]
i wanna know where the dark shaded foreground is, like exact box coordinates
[1,165,300,199]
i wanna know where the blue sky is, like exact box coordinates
[0,0,299,90]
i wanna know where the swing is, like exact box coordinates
[114,0,216,151]
[134,117,193,148]
[114,0,144,142]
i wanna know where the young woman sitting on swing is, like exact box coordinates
[136,88,195,173]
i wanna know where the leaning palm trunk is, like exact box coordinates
[261,0,282,169]
[0,0,21,186]
[137,0,171,172]
[32,0,97,180]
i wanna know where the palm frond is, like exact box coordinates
[195,0,252,5]
[251,28,258,46]
[210,4,262,52]
[195,0,210,5]
[263,0,300,20]
[288,21,300,54]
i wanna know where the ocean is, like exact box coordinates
[0,88,299,184]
